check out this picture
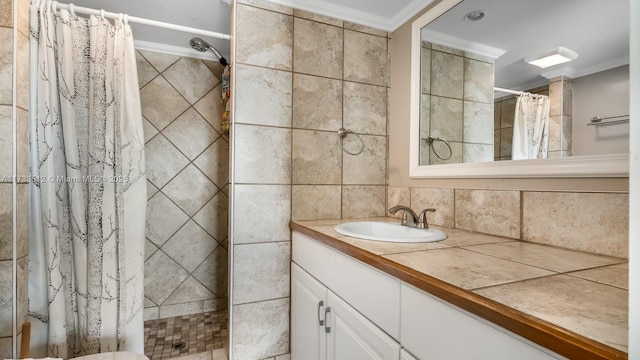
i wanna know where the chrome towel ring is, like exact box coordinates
[337,127,364,155]
[423,136,452,160]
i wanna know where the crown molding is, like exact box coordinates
[421,29,506,59]
[266,0,435,32]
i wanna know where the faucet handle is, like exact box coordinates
[388,205,418,227]
[417,208,436,229]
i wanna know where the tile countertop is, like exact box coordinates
[290,217,629,360]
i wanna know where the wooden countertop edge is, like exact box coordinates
[290,222,628,360]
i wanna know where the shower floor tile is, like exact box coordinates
[144,310,228,360]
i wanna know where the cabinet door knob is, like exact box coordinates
[324,307,331,333]
[318,300,324,326]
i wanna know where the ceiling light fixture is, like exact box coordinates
[525,47,579,68]
[463,10,485,22]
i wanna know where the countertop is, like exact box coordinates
[290,217,629,360]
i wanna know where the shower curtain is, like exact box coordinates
[28,1,146,357]
[511,94,550,160]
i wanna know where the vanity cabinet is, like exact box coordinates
[401,284,564,360]
[292,230,564,360]
[292,263,401,360]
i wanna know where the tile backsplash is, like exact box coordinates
[388,186,628,259]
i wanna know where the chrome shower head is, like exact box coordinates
[189,37,228,67]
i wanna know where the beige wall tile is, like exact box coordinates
[233,184,291,244]
[163,57,219,104]
[292,185,341,220]
[430,96,463,142]
[293,9,342,27]
[193,192,229,243]
[342,185,385,218]
[234,124,291,184]
[135,51,158,88]
[15,32,28,110]
[144,134,189,187]
[0,0,12,27]
[463,101,493,144]
[344,30,387,86]
[342,135,386,185]
[138,50,179,73]
[235,64,292,127]
[232,298,289,360]
[144,251,190,304]
[15,108,27,179]
[233,242,290,304]
[193,246,228,297]
[146,192,189,247]
[463,143,493,163]
[140,76,190,130]
[163,165,217,216]
[343,82,386,135]
[463,58,493,104]
[194,137,229,189]
[431,50,463,99]
[292,73,342,131]
[387,186,411,217]
[522,192,628,258]
[420,47,431,95]
[455,189,520,238]
[292,129,341,184]
[344,22,387,37]
[293,17,343,79]
[500,97,516,128]
[411,187,454,228]
[0,28,12,105]
[194,86,225,134]
[0,105,11,179]
[238,0,293,15]
[0,260,12,336]
[164,108,218,160]
[549,78,562,117]
[236,5,292,71]
[500,127,513,158]
[15,184,27,259]
[163,221,216,272]
[0,184,11,260]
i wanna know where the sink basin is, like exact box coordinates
[334,221,447,243]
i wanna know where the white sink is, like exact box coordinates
[334,221,447,243]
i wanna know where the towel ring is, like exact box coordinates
[423,136,452,160]
[337,127,364,156]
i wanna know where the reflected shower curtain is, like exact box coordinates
[29,1,146,357]
[511,94,550,160]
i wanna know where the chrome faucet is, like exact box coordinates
[388,205,418,227]
[417,208,436,229]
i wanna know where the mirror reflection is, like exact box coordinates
[418,0,629,166]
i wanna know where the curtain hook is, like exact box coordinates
[100,9,105,19]
[123,14,128,26]
[51,0,57,13]
[68,3,75,17]
[118,13,123,24]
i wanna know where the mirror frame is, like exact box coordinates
[409,0,629,178]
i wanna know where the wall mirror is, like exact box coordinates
[409,0,629,178]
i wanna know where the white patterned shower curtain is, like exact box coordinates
[511,94,550,160]
[28,1,146,357]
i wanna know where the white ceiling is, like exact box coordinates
[63,0,628,92]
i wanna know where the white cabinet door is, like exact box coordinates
[326,291,401,360]
[292,263,327,360]
[400,349,419,360]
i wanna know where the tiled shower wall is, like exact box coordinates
[388,186,628,259]
[137,50,229,320]
[419,42,494,165]
[231,0,389,358]
[0,0,29,357]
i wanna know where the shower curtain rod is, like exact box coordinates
[494,87,546,98]
[49,1,231,40]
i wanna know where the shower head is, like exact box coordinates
[189,37,228,67]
